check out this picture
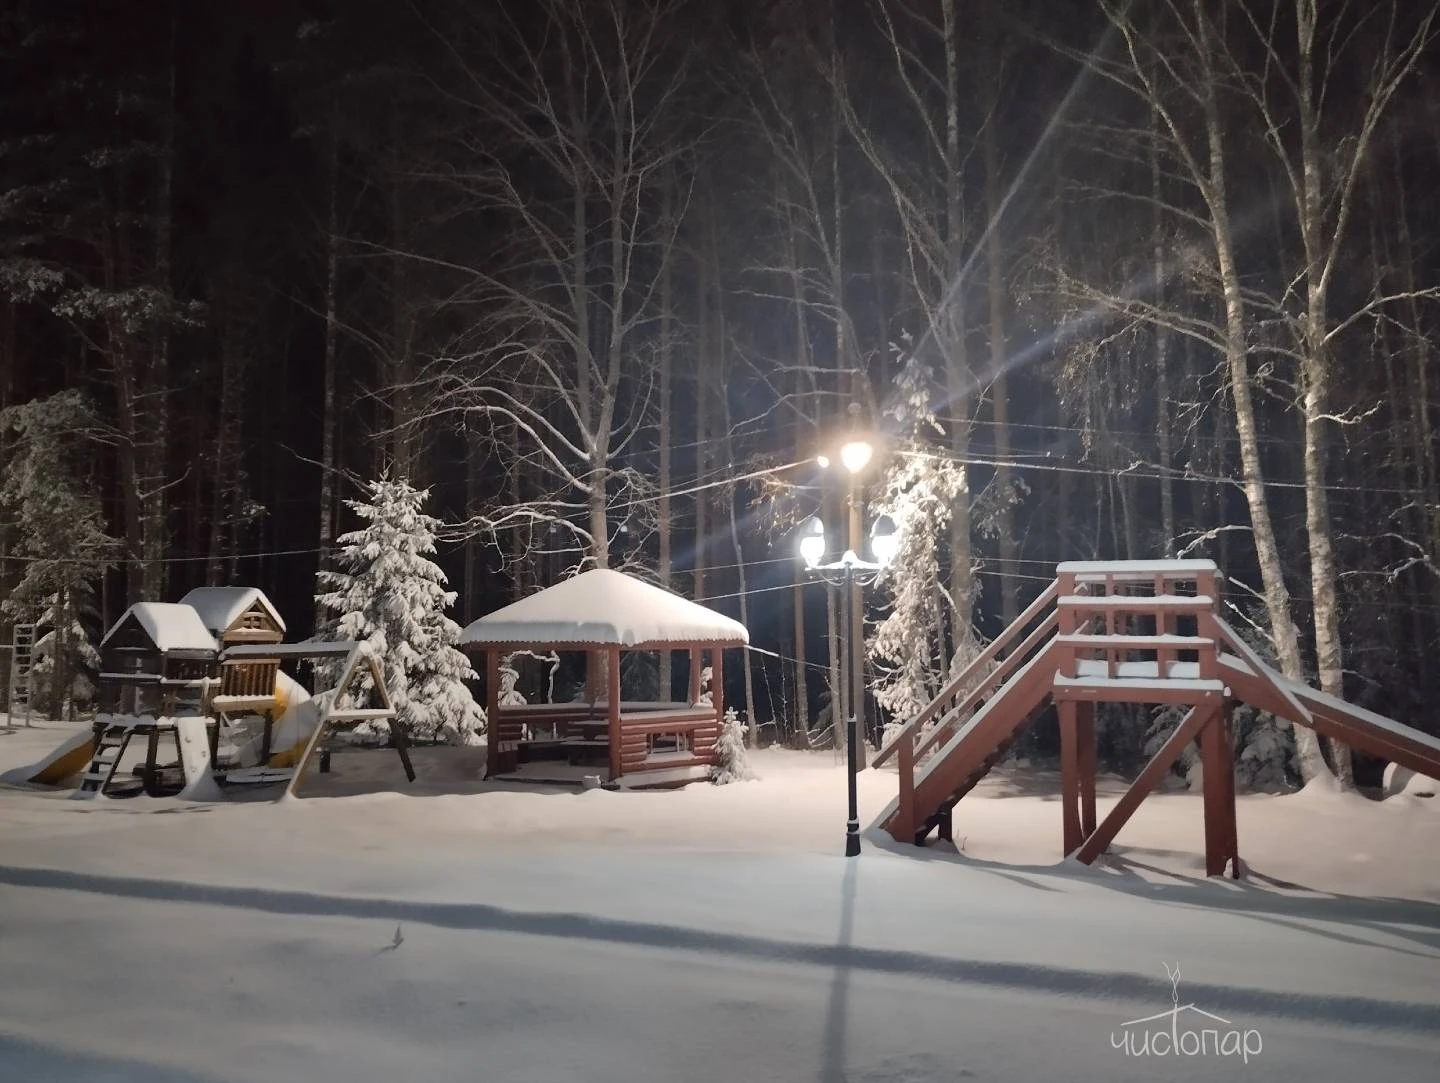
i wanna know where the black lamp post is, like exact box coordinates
[800,496,898,858]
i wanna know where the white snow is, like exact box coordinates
[178,586,286,638]
[174,716,223,801]
[101,602,217,653]
[1058,633,1212,648]
[1057,593,1214,609]
[1073,659,1202,679]
[460,568,749,648]
[1056,558,1218,577]
[1383,763,1439,799]
[2,743,1440,1081]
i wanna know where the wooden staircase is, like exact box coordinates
[873,559,1440,876]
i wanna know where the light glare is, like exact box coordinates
[839,440,873,474]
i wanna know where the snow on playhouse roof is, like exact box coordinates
[101,602,218,653]
[179,586,286,636]
[460,568,749,649]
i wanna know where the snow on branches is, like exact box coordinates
[711,707,757,784]
[314,477,485,745]
[0,391,115,718]
[868,352,981,723]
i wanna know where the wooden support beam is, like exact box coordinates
[608,648,622,782]
[1077,701,1097,838]
[1220,705,1239,877]
[1059,699,1082,854]
[1200,707,1227,876]
[1074,704,1213,864]
[895,731,916,843]
[1201,703,1237,877]
[713,646,725,719]
[486,650,500,778]
[688,647,703,705]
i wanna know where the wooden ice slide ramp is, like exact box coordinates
[872,560,1440,877]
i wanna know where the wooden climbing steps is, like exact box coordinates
[874,559,1440,877]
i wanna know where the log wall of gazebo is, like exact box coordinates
[477,641,733,782]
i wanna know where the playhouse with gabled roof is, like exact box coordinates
[98,602,219,716]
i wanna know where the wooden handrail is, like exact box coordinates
[873,579,1059,767]
[911,610,1059,762]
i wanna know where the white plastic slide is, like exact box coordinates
[175,717,224,801]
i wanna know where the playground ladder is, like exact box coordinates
[79,721,132,795]
[7,622,36,728]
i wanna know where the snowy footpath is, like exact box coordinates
[0,744,1438,1082]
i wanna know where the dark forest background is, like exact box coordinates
[3,0,1439,775]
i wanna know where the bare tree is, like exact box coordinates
[414,0,693,573]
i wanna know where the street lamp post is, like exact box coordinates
[800,509,897,858]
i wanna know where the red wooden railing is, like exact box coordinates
[879,562,1226,845]
[873,579,1058,769]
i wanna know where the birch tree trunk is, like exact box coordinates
[983,14,1019,626]
[318,120,340,556]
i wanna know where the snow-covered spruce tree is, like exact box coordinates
[869,352,979,729]
[711,708,756,784]
[314,477,485,745]
[0,392,116,719]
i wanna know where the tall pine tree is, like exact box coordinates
[315,477,484,745]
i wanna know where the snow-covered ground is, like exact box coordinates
[1,730,1438,1082]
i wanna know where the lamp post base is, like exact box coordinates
[845,827,861,857]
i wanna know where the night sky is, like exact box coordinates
[4,0,1440,747]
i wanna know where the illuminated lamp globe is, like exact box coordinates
[798,516,827,569]
[870,515,899,567]
[839,440,873,474]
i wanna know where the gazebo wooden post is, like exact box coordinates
[486,650,500,778]
[607,647,622,781]
[712,646,725,721]
[688,646,703,704]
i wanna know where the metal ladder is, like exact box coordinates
[6,622,36,729]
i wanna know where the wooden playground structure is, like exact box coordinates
[4,587,414,800]
[77,641,411,800]
[874,559,1440,876]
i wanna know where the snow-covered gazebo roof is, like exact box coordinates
[179,586,286,637]
[101,602,218,653]
[459,569,749,650]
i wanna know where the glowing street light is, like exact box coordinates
[839,439,874,474]
[796,494,898,859]
[870,515,898,567]
[799,516,827,570]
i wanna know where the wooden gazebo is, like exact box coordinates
[459,569,749,784]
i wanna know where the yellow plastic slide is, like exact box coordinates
[265,671,321,768]
[8,730,94,786]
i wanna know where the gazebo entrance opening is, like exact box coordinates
[483,645,725,783]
